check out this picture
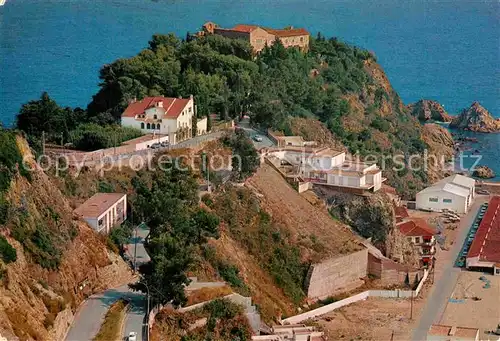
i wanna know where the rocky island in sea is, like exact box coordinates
[450,101,500,133]
[408,99,452,122]
[472,165,496,179]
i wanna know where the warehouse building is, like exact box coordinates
[415,174,475,213]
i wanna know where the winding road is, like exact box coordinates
[65,226,150,341]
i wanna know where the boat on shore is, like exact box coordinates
[0,0,6,6]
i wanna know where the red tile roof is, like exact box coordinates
[467,196,500,262]
[398,218,436,237]
[122,97,190,119]
[231,24,259,33]
[266,27,309,37]
[394,205,409,219]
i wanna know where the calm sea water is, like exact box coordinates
[0,0,499,177]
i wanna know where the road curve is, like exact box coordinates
[66,227,150,341]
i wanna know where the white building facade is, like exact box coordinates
[265,146,384,192]
[121,96,198,145]
[74,193,127,234]
[416,175,475,213]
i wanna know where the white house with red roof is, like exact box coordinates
[397,218,437,265]
[121,95,207,145]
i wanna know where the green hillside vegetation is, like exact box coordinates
[16,31,432,195]
[82,32,428,195]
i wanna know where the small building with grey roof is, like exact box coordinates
[74,193,127,234]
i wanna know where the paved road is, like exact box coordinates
[412,198,489,341]
[125,226,151,271]
[66,227,150,341]
[236,118,275,149]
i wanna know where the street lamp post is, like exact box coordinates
[143,281,150,341]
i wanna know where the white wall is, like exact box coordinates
[134,135,170,151]
[89,195,127,234]
[197,117,208,135]
[416,191,467,213]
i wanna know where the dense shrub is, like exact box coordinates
[69,124,142,151]
[0,236,17,264]
[212,188,307,304]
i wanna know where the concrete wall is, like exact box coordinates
[134,135,170,151]
[196,117,208,135]
[305,249,368,299]
[283,269,429,325]
[297,181,313,193]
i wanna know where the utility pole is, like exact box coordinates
[133,226,138,273]
[410,290,414,320]
[42,131,46,155]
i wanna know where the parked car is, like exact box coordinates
[477,189,490,195]
[253,135,263,142]
[128,332,137,341]
[160,141,170,147]
[150,143,161,149]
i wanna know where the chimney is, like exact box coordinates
[190,94,194,100]
[157,100,163,108]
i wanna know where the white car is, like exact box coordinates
[128,331,137,341]
[253,135,263,142]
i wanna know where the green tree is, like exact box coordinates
[16,92,81,140]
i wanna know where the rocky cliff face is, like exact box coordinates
[450,102,500,132]
[0,137,132,341]
[421,124,455,183]
[408,99,452,122]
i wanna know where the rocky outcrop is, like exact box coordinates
[408,99,452,122]
[421,124,455,183]
[450,102,500,132]
[472,165,495,179]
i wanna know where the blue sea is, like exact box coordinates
[0,0,499,178]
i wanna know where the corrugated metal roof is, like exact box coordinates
[418,182,470,198]
[435,174,475,190]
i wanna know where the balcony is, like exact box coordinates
[419,246,436,257]
[415,239,436,247]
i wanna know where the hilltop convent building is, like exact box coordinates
[200,22,310,53]
[121,96,207,145]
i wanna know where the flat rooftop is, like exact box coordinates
[467,196,500,263]
[74,193,126,218]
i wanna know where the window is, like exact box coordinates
[153,114,157,119]
[496,268,500,275]
[157,123,160,130]
[443,198,453,203]
[141,123,145,129]
[415,237,420,243]
[407,237,412,243]
[188,107,192,112]
[146,123,151,129]
[256,38,263,44]
[429,197,438,202]
[300,37,304,42]
[98,219,103,226]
